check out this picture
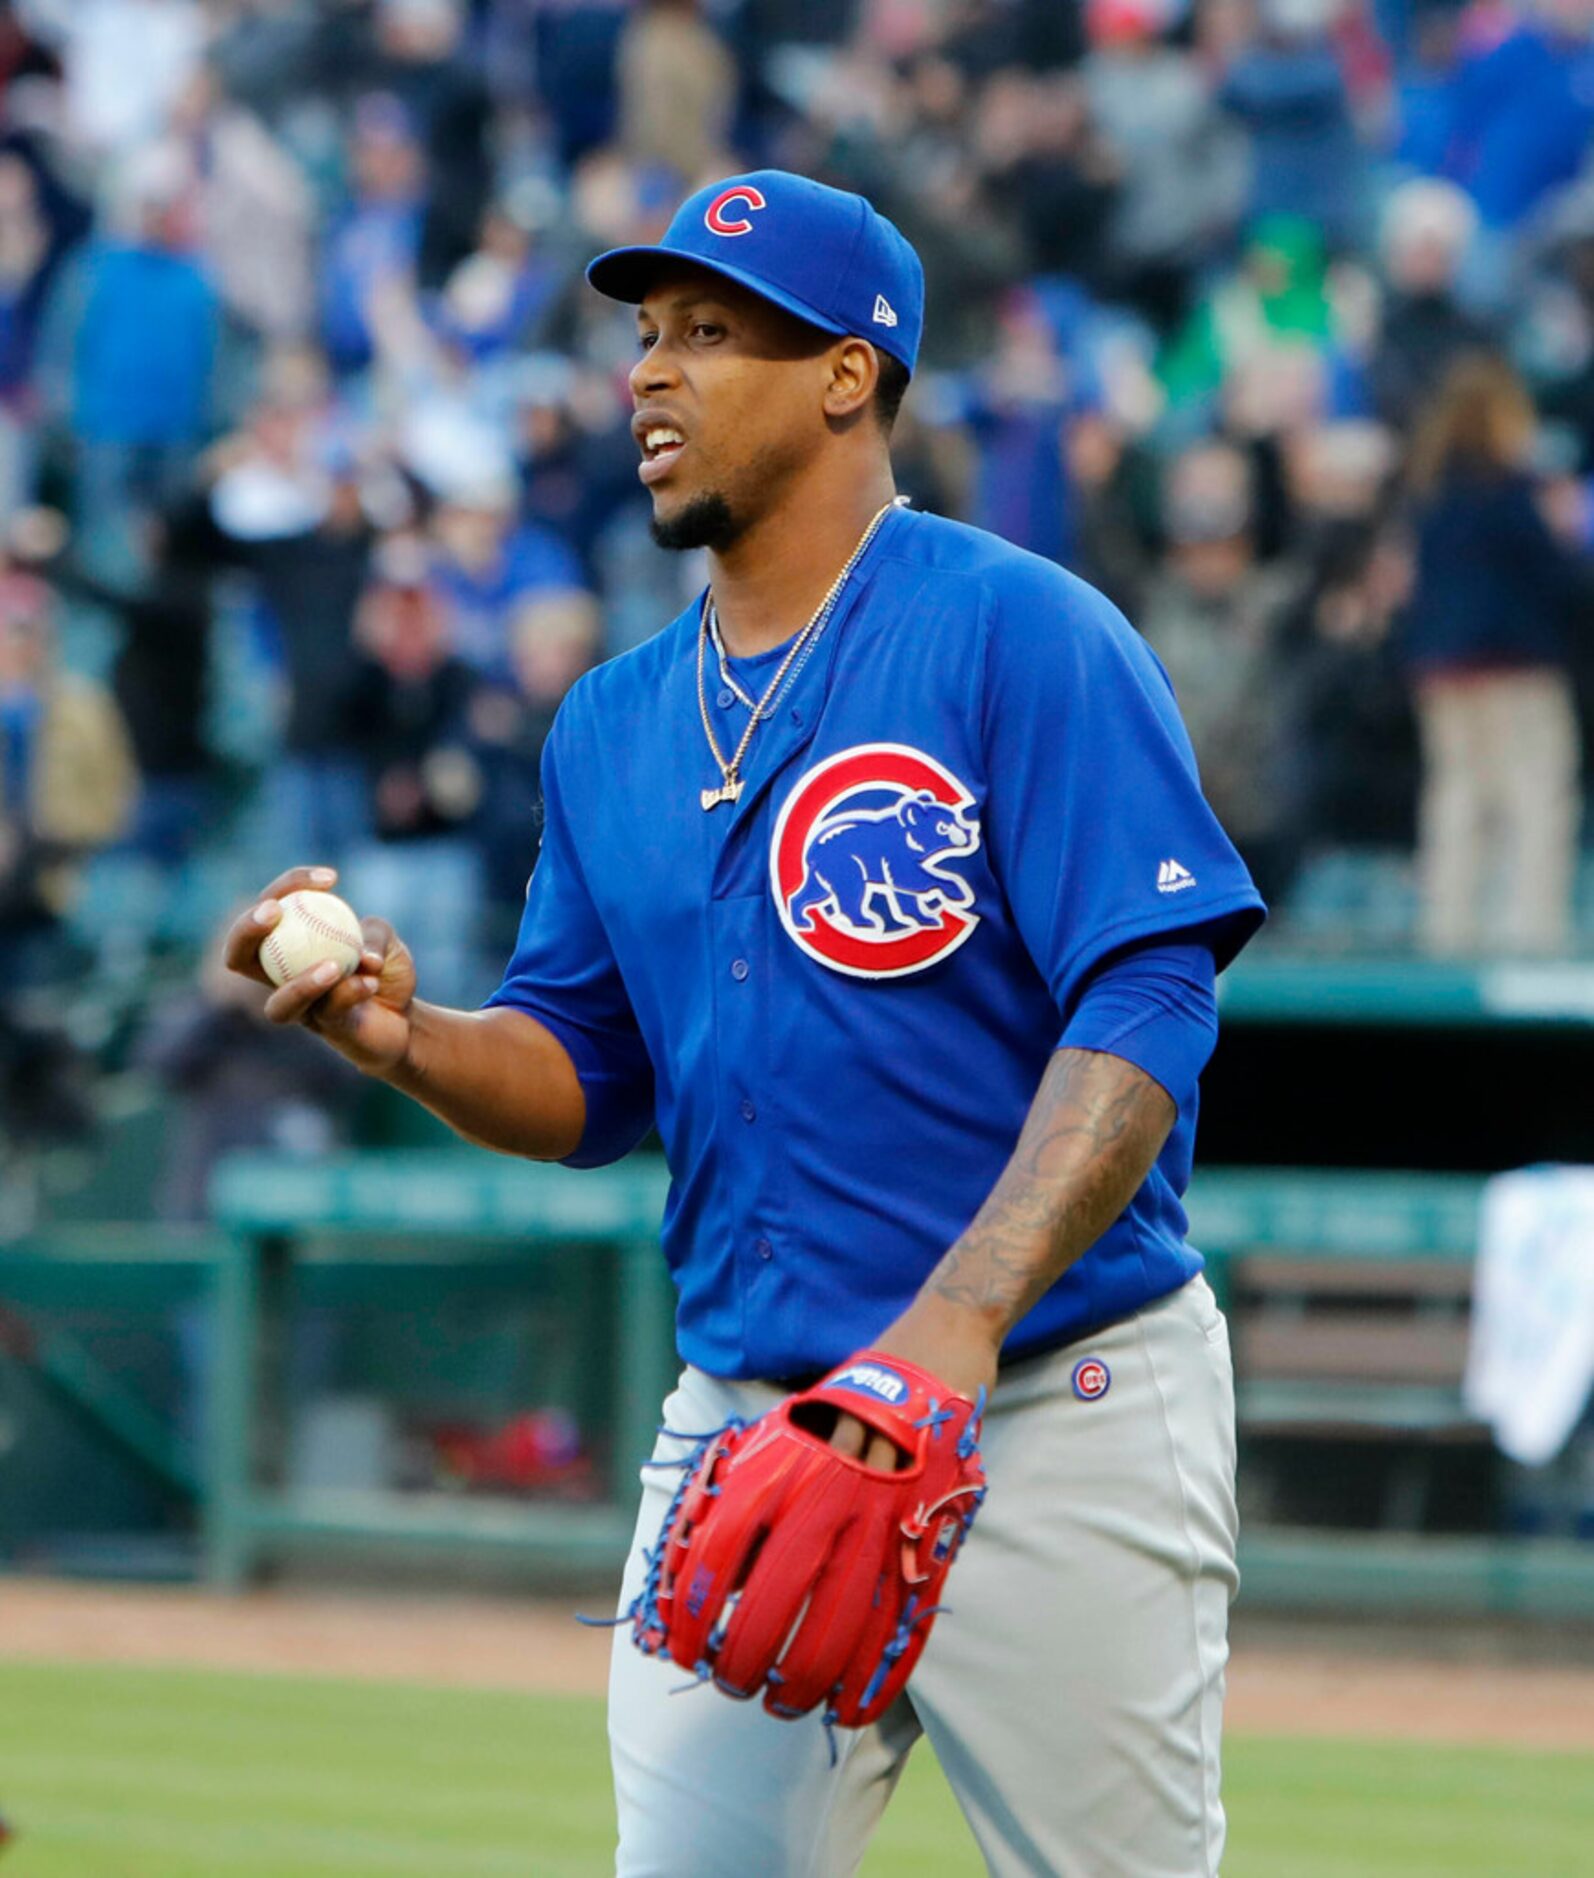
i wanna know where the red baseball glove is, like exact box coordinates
[628,1351,987,1730]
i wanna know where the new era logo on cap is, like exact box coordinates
[872,294,898,328]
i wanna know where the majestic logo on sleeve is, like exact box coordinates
[704,185,766,236]
[771,744,982,979]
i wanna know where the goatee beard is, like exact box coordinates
[650,492,741,553]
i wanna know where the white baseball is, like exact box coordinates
[259,890,365,988]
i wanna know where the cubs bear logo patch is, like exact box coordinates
[770,743,982,979]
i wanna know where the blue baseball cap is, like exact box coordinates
[586,169,925,374]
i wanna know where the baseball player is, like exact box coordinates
[227,171,1264,1876]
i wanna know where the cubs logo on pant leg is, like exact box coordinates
[770,743,982,978]
[1071,1357,1111,1401]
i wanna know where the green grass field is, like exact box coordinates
[1,1660,1590,1876]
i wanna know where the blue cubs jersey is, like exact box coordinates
[488,507,1265,1380]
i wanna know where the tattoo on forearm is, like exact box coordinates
[927,1048,1175,1326]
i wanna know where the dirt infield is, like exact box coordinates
[3,1577,1594,1752]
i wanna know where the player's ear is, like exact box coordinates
[823,338,879,426]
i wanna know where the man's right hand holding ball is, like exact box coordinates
[224,865,415,1078]
[222,863,588,1162]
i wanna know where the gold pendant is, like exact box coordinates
[700,777,744,811]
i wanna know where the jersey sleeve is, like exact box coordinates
[482,710,656,1168]
[979,568,1265,1025]
[1058,935,1219,1113]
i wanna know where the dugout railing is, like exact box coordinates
[203,1152,675,1588]
[179,1149,1594,1618]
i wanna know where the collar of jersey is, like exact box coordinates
[713,501,911,678]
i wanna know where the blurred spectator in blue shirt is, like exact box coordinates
[49,139,217,576]
[963,287,1078,567]
[321,94,425,377]
[432,197,565,364]
[67,146,215,448]
[530,0,629,167]
[1404,354,1585,670]
[1393,1,1468,174]
[1446,0,1594,231]
[430,476,587,683]
[1220,0,1368,247]
[1403,351,1590,953]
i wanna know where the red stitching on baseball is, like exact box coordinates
[264,901,360,982]
[288,903,362,948]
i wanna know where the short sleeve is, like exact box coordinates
[979,570,1266,1020]
[483,712,656,1168]
[1058,936,1219,1112]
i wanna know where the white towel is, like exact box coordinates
[1464,1166,1594,1465]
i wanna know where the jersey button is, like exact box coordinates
[740,1098,756,1123]
[717,687,735,709]
[754,1237,773,1261]
[730,958,750,981]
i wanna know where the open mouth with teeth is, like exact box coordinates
[639,424,687,485]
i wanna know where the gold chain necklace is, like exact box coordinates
[695,498,900,811]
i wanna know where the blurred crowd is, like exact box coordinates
[3,0,1594,1169]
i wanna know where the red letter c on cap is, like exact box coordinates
[704,186,766,237]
